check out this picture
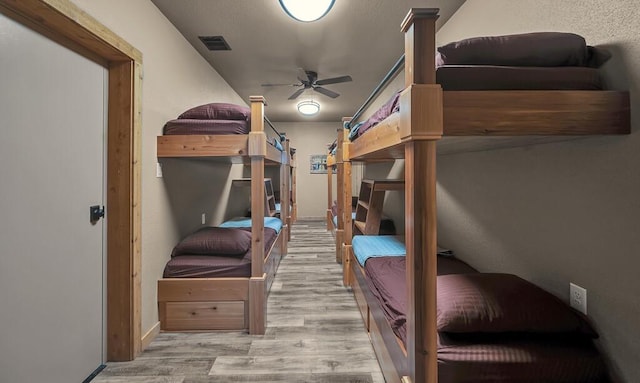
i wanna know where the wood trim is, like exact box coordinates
[0,0,141,62]
[107,60,140,361]
[0,0,142,361]
[141,321,160,351]
[443,90,630,135]
[157,135,249,157]
[249,276,266,335]
[158,278,250,302]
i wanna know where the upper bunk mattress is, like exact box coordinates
[163,119,250,135]
[437,65,602,91]
[163,227,277,278]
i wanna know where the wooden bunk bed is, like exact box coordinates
[326,137,337,232]
[274,140,295,240]
[290,148,297,223]
[156,96,290,335]
[337,9,630,383]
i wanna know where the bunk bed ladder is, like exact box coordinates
[354,179,404,235]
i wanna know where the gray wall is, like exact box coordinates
[71,0,247,333]
[436,1,639,382]
[276,122,343,218]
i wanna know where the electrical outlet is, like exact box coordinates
[156,162,163,178]
[201,213,206,225]
[570,283,587,315]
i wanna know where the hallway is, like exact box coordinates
[95,219,383,383]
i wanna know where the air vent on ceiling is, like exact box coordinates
[199,35,231,51]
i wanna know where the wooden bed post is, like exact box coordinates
[401,8,441,383]
[281,138,291,243]
[249,96,267,335]
[291,151,297,222]
[335,127,345,264]
[341,120,353,286]
[327,150,334,231]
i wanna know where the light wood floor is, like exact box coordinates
[94,219,384,383]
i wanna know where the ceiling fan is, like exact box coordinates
[261,68,352,100]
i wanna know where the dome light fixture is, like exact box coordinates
[297,100,320,116]
[279,0,335,22]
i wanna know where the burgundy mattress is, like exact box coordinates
[355,66,602,139]
[163,119,250,135]
[163,227,277,278]
[437,65,602,91]
[364,255,478,343]
[437,333,609,383]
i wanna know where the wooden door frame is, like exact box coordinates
[0,0,142,361]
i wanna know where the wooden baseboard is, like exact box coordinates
[141,321,160,351]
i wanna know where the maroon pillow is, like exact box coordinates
[171,227,251,257]
[437,32,590,67]
[437,273,597,337]
[178,102,250,121]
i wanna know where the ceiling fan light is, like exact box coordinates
[297,100,320,116]
[279,0,335,22]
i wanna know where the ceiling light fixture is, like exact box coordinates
[297,100,320,116]
[279,0,335,22]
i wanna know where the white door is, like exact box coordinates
[0,13,106,383]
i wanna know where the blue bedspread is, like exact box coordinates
[352,235,406,266]
[220,217,283,233]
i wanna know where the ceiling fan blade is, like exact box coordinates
[315,75,352,86]
[288,88,306,100]
[297,68,311,84]
[313,86,339,99]
[261,83,299,87]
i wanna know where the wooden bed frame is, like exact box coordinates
[337,8,630,383]
[156,96,290,335]
[289,147,298,224]
[326,143,336,233]
[277,139,292,241]
[333,127,352,264]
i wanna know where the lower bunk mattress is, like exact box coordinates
[163,218,281,278]
[359,246,609,382]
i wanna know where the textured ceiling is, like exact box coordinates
[151,0,466,122]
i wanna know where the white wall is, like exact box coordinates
[436,1,639,382]
[71,0,247,333]
[276,122,342,218]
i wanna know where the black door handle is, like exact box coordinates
[90,205,105,224]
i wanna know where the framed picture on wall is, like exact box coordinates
[309,154,328,174]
